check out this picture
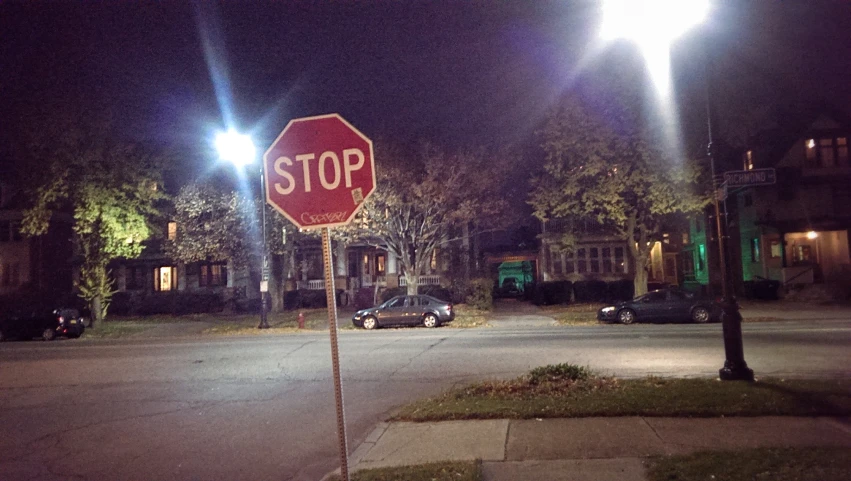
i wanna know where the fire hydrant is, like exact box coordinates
[297,312,305,329]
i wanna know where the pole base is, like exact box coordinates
[719,364,754,382]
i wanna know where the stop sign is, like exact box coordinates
[263,113,376,229]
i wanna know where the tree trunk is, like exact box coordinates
[90,294,103,329]
[462,223,471,283]
[404,271,418,296]
[633,257,649,297]
[269,254,282,313]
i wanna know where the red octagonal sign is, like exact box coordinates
[263,114,376,229]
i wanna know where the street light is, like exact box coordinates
[601,0,753,381]
[215,129,271,329]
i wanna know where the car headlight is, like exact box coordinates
[601,307,616,314]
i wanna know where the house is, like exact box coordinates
[734,110,851,286]
[538,218,684,287]
[685,108,851,294]
[0,180,74,296]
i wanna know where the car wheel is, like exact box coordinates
[617,309,636,325]
[42,328,56,341]
[362,316,378,330]
[692,306,711,323]
[423,313,439,328]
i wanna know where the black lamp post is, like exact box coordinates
[215,129,271,329]
[601,0,753,380]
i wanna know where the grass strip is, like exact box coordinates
[448,305,490,328]
[393,365,851,421]
[647,447,851,481]
[327,461,481,481]
[540,303,604,325]
[81,322,153,339]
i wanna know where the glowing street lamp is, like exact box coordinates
[215,129,271,329]
[601,0,753,381]
[600,0,709,94]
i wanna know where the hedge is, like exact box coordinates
[606,279,634,302]
[573,280,607,303]
[531,281,572,305]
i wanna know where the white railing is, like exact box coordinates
[399,275,441,287]
[297,279,326,290]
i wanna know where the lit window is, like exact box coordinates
[697,244,706,271]
[770,240,782,258]
[682,232,690,244]
[745,150,754,170]
[167,222,177,240]
[663,233,670,244]
[377,255,385,275]
[154,266,177,291]
[806,139,817,162]
[750,238,760,262]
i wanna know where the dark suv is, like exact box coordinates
[0,305,86,341]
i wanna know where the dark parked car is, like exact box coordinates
[352,295,454,329]
[597,288,720,324]
[0,306,86,341]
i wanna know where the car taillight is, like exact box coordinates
[447,304,452,311]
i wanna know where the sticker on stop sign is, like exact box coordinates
[263,114,376,230]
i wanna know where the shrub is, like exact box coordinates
[283,290,301,310]
[283,289,347,309]
[466,278,493,310]
[532,281,572,305]
[573,280,607,302]
[420,285,452,303]
[354,288,377,310]
[528,363,591,385]
[137,292,225,315]
[743,279,781,300]
[606,279,635,302]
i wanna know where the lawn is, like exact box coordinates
[326,461,481,481]
[647,447,851,481]
[392,364,851,422]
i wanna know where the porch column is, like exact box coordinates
[334,241,348,291]
[385,250,399,288]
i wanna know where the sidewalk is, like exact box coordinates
[739,300,851,321]
[326,416,851,480]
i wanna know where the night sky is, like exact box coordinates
[2,1,850,180]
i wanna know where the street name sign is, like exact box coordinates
[723,168,776,187]
[263,113,376,229]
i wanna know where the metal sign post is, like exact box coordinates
[322,227,349,480]
[263,114,375,480]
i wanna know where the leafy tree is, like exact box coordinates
[530,78,708,296]
[340,143,514,295]
[165,183,255,267]
[20,117,167,327]
[166,182,312,312]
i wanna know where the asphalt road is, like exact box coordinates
[1,320,850,481]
